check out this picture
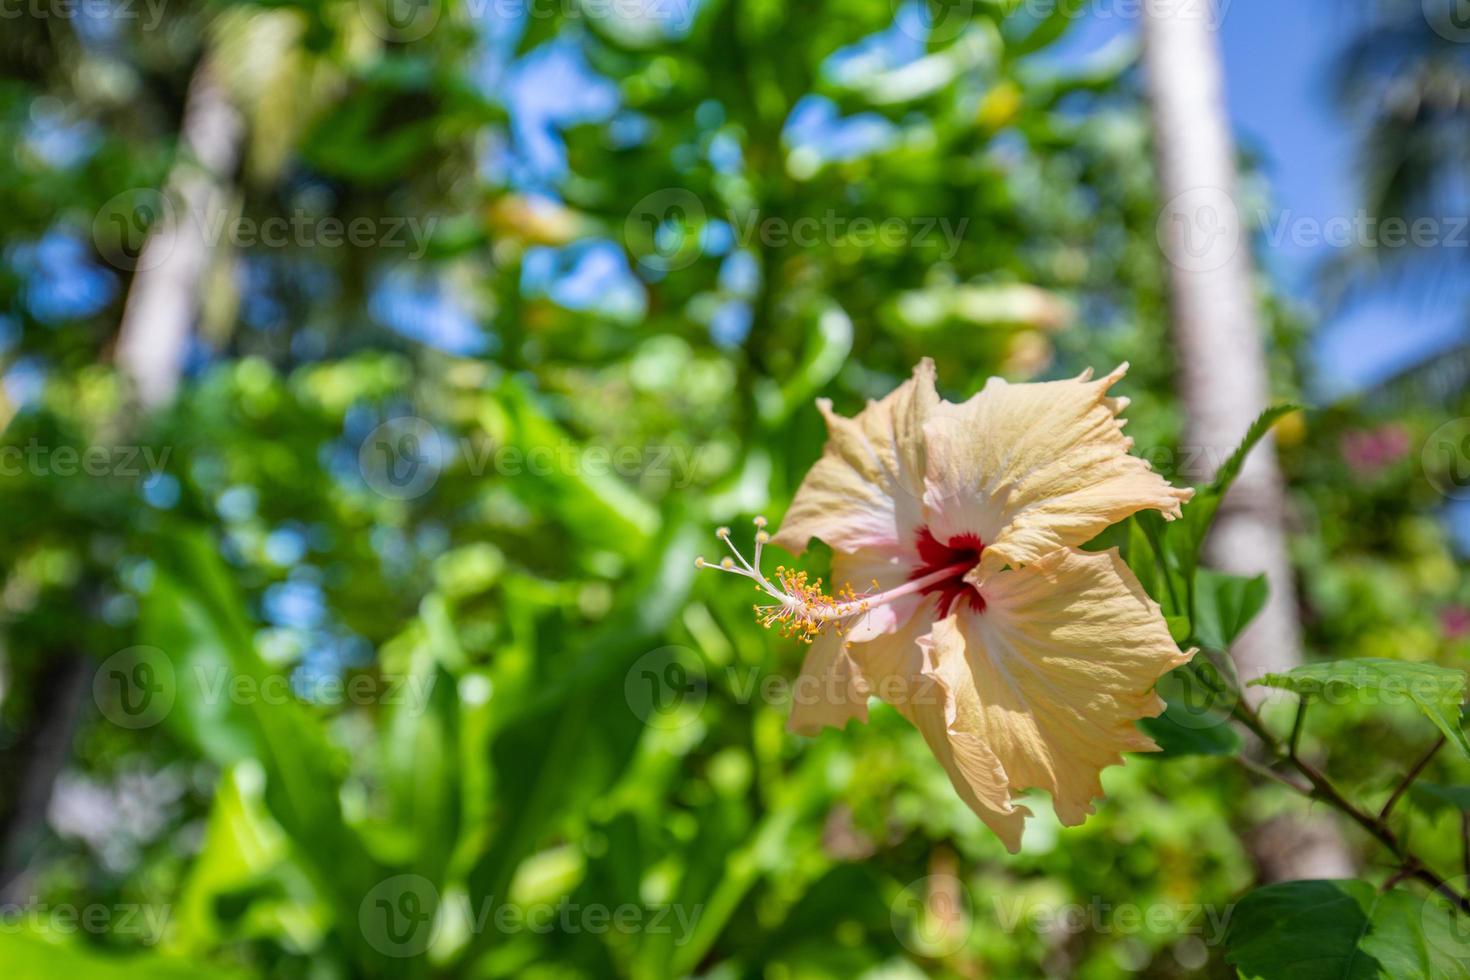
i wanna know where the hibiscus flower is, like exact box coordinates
[698,360,1194,851]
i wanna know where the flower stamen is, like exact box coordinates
[695,518,974,643]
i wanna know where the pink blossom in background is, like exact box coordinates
[1339,424,1411,475]
[1439,606,1470,640]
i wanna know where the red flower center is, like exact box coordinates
[911,527,986,617]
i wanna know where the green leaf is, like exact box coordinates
[302,88,438,184]
[501,380,659,551]
[461,520,701,961]
[377,595,462,883]
[1225,880,1470,980]
[769,301,853,424]
[1410,782,1470,816]
[1123,514,1165,605]
[1193,570,1269,651]
[1138,702,1242,758]
[1006,0,1090,55]
[0,933,246,980]
[1138,662,1242,757]
[1250,659,1470,760]
[143,527,396,973]
[173,762,298,951]
[1208,404,1301,497]
[1122,511,1189,624]
[1151,405,1301,634]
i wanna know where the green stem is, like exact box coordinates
[1461,812,1469,882]
[1287,698,1308,758]
[1378,735,1445,822]
[1228,695,1470,916]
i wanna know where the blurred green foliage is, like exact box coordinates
[0,1,1467,978]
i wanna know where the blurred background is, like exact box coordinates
[1,0,1468,976]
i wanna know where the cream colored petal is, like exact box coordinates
[786,630,873,736]
[827,546,914,632]
[920,363,1192,570]
[912,625,1029,852]
[930,547,1189,831]
[785,549,926,736]
[784,586,1031,851]
[773,359,938,556]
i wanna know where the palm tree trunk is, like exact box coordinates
[117,60,242,409]
[1141,0,1354,881]
[0,654,90,900]
[0,59,241,897]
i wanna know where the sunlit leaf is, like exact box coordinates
[1250,659,1470,760]
[1193,570,1268,652]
